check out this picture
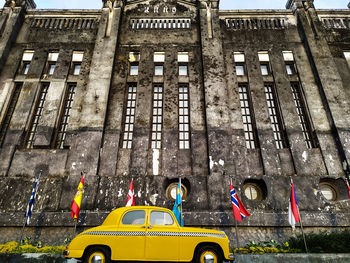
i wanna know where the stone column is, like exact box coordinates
[287,0,350,178]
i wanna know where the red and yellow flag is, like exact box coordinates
[70,172,85,221]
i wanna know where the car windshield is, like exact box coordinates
[150,211,174,226]
[121,210,146,225]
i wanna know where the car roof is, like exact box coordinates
[102,206,173,226]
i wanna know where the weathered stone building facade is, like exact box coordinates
[0,0,350,245]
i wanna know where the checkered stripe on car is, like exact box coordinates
[83,231,146,236]
[83,231,225,238]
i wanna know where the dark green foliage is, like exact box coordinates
[288,230,350,253]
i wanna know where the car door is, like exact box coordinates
[145,210,180,261]
[113,209,147,260]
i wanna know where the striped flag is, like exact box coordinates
[70,172,85,221]
[24,173,41,226]
[346,180,350,200]
[172,178,184,226]
[230,182,250,222]
[288,179,300,230]
[125,179,135,207]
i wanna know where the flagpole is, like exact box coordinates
[298,212,308,253]
[231,178,240,252]
[17,170,42,249]
[291,179,308,253]
[180,177,183,226]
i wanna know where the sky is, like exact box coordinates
[0,0,348,10]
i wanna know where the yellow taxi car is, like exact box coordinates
[64,206,234,263]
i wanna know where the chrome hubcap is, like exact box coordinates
[91,255,103,263]
[204,253,215,263]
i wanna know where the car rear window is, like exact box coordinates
[122,210,146,225]
[150,211,174,226]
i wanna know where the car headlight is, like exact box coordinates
[63,250,69,256]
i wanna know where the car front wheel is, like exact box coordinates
[195,245,222,263]
[83,246,111,263]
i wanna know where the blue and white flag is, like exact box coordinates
[24,173,41,226]
[172,179,184,226]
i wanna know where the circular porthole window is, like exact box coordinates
[320,183,337,201]
[165,182,188,201]
[243,183,263,201]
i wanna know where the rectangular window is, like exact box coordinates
[283,51,297,75]
[154,65,164,76]
[20,50,34,75]
[179,85,190,149]
[46,52,59,75]
[290,82,316,149]
[0,83,22,147]
[151,85,163,149]
[130,63,139,75]
[238,84,258,149]
[121,84,137,149]
[234,52,246,76]
[264,84,287,149]
[54,84,76,149]
[71,51,84,75]
[258,51,271,76]
[178,52,189,76]
[24,83,50,148]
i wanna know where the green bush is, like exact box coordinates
[0,241,66,254]
[288,230,350,253]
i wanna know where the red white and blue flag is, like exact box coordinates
[230,182,250,222]
[346,180,350,200]
[288,180,300,230]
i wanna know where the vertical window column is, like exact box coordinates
[45,51,59,76]
[121,84,137,149]
[178,52,189,76]
[20,50,34,75]
[0,83,23,147]
[154,52,165,76]
[264,84,287,149]
[258,51,271,76]
[54,84,76,149]
[129,51,140,76]
[290,82,316,149]
[151,85,163,149]
[283,51,297,75]
[238,84,258,149]
[179,85,190,149]
[233,52,246,76]
[25,83,50,148]
[71,51,84,75]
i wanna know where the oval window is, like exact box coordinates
[320,183,337,201]
[243,183,263,201]
[165,182,188,201]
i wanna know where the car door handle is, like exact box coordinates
[147,225,153,229]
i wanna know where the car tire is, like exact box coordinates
[83,246,111,263]
[195,245,223,263]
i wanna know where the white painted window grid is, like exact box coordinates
[25,83,50,148]
[71,51,84,75]
[122,84,137,149]
[130,18,190,30]
[179,85,190,149]
[151,85,163,149]
[55,84,76,149]
[290,82,315,149]
[238,84,257,149]
[264,84,286,149]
